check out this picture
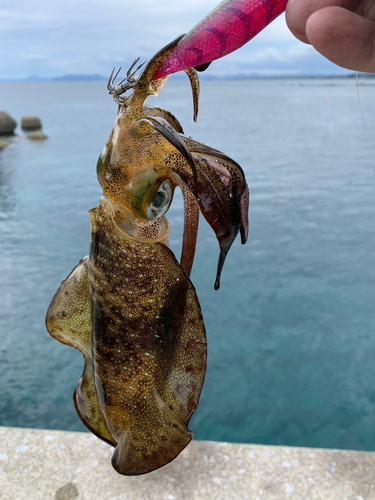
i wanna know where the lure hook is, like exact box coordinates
[107,58,145,103]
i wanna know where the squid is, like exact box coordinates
[44,0,294,474]
[45,0,288,478]
[46,38,248,476]
[45,0,289,476]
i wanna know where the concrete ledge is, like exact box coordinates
[1,426,375,499]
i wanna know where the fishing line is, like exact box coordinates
[355,72,375,180]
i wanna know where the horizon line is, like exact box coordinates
[0,72,374,83]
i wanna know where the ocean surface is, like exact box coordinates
[0,77,375,451]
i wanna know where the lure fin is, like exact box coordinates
[194,62,212,72]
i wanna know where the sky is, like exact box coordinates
[0,0,354,80]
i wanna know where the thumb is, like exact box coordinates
[306,6,375,72]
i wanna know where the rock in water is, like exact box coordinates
[0,139,8,150]
[0,111,17,135]
[21,116,42,131]
[26,131,48,140]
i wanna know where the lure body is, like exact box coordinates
[46,38,248,475]
[155,0,288,79]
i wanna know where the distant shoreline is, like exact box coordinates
[1,72,375,83]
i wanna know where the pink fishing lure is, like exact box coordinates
[154,0,288,80]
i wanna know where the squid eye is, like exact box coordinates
[147,179,173,219]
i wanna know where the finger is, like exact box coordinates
[286,0,357,44]
[306,6,375,72]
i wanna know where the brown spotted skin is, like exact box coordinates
[47,198,207,475]
[89,199,206,475]
[45,257,115,446]
[46,37,248,476]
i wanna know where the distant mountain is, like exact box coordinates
[52,74,107,82]
[24,75,50,82]
[0,74,107,82]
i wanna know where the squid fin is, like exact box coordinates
[112,392,192,476]
[46,257,115,446]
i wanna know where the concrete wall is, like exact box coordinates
[1,426,375,499]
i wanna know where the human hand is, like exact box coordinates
[286,0,375,73]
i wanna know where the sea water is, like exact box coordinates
[0,78,374,450]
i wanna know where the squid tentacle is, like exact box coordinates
[177,180,200,277]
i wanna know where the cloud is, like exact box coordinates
[228,43,315,65]
[0,0,347,80]
[0,7,57,31]
[20,51,50,61]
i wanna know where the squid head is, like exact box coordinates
[100,35,249,288]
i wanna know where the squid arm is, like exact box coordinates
[140,114,248,289]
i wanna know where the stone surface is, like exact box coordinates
[21,116,42,131]
[26,131,48,140]
[0,111,17,135]
[1,426,375,499]
[0,139,8,150]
